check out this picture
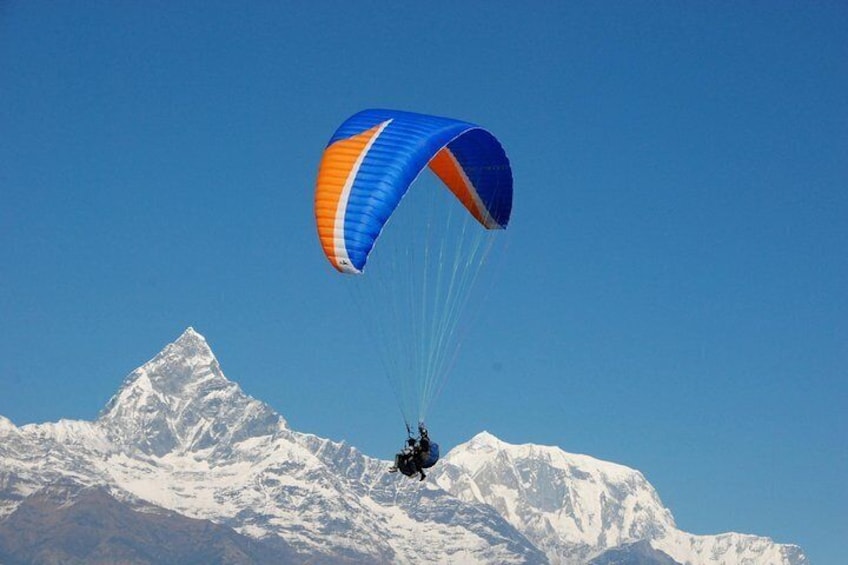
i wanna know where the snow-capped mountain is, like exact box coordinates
[0,328,807,564]
[432,432,674,562]
[431,433,808,565]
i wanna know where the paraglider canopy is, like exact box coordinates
[315,109,513,274]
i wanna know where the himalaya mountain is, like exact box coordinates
[0,328,807,564]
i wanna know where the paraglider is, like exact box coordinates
[314,109,512,478]
[389,424,439,481]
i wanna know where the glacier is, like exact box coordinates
[0,328,807,564]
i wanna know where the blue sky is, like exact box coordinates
[1,2,846,561]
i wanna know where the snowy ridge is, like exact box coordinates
[0,328,807,564]
[655,530,809,565]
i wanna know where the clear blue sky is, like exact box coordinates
[1,2,845,562]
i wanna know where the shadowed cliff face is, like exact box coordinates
[588,540,681,565]
[0,484,303,565]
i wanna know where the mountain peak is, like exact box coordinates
[100,328,222,415]
[97,327,283,456]
[165,326,215,365]
[464,431,504,452]
[173,326,207,347]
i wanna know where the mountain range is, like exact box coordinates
[0,328,807,564]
